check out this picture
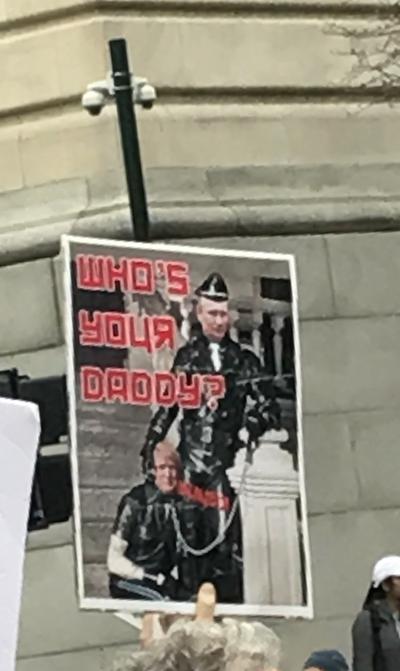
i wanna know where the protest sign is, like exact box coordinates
[64,236,312,617]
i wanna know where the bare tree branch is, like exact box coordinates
[331,0,400,90]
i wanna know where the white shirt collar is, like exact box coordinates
[209,342,222,371]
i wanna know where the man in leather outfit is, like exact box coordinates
[108,441,196,601]
[141,273,281,603]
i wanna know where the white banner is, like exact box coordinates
[0,398,40,671]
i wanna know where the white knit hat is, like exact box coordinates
[372,555,400,588]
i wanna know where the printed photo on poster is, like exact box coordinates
[63,235,313,617]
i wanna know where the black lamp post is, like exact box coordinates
[109,38,150,242]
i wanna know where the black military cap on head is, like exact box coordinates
[195,272,229,302]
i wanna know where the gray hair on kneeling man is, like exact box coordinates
[112,618,281,671]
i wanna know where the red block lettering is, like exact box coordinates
[75,254,158,294]
[105,256,128,291]
[80,368,226,409]
[105,368,129,403]
[76,254,105,290]
[104,312,128,348]
[129,259,155,294]
[177,373,201,408]
[78,310,103,346]
[81,366,104,401]
[130,370,152,405]
[129,315,152,353]
[203,375,226,400]
[152,316,176,351]
[154,372,176,406]
[165,261,190,297]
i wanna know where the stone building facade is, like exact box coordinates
[1,1,400,670]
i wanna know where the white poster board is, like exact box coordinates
[0,398,40,671]
[64,235,313,618]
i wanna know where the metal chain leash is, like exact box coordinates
[170,452,251,557]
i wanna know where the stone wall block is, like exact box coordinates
[0,126,23,192]
[0,259,62,355]
[18,545,135,658]
[303,414,359,515]
[327,232,400,317]
[0,345,66,378]
[301,317,400,414]
[17,647,104,671]
[349,410,400,510]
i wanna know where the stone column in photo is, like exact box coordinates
[227,430,303,606]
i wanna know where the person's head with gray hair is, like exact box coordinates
[112,618,281,671]
[112,620,225,671]
[223,618,281,671]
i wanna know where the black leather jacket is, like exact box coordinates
[112,483,178,575]
[353,600,400,671]
[141,332,281,490]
